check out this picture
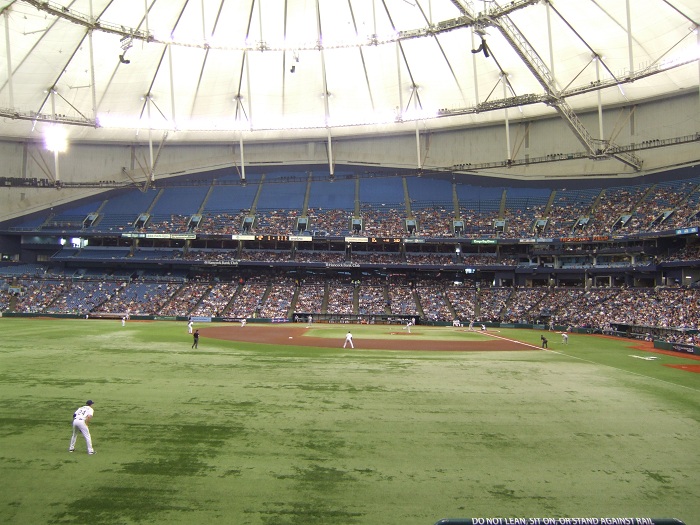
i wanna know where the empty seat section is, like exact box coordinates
[406,176,452,203]
[307,179,355,236]
[95,189,159,231]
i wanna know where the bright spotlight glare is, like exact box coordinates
[44,125,68,153]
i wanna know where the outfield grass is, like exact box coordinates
[1,317,698,525]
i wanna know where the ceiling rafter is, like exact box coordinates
[414,0,467,107]
[234,0,256,125]
[20,0,538,51]
[479,5,643,170]
[189,1,228,121]
[380,0,421,113]
[348,0,375,112]
[0,47,694,134]
[0,0,695,154]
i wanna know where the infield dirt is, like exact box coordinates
[201,324,534,351]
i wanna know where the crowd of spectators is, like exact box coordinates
[226,277,268,318]
[405,253,455,265]
[477,287,512,322]
[197,212,248,235]
[453,210,498,237]
[538,189,598,237]
[45,176,700,241]
[258,277,296,318]
[13,279,69,313]
[502,203,547,238]
[190,282,238,317]
[501,288,550,323]
[416,284,452,322]
[588,186,649,234]
[146,214,189,233]
[626,180,697,233]
[94,280,181,315]
[306,208,353,237]
[238,250,291,262]
[387,277,420,316]
[351,251,402,264]
[411,205,454,237]
[295,250,345,263]
[0,254,700,339]
[360,204,407,237]
[3,271,700,341]
[159,281,212,317]
[294,276,326,314]
[358,277,388,316]
[254,209,298,235]
[325,278,355,315]
[45,280,121,314]
[444,282,477,322]
[183,250,239,264]
[662,243,700,262]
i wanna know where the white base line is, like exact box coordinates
[481,331,543,350]
[482,331,699,392]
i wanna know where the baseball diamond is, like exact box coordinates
[1,1,700,523]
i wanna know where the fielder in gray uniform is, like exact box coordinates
[69,400,96,454]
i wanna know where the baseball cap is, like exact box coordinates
[86,400,94,405]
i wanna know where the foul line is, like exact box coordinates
[482,330,543,350]
[483,331,699,392]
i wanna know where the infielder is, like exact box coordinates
[343,331,354,348]
[69,400,96,454]
[561,332,569,344]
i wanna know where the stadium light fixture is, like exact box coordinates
[44,125,68,153]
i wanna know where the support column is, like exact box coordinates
[327,128,334,177]
[596,56,604,142]
[168,45,176,127]
[625,0,634,75]
[88,0,96,117]
[239,132,246,181]
[546,2,555,86]
[502,75,511,161]
[414,86,421,170]
[470,27,479,103]
[4,12,14,108]
[147,96,154,182]
[50,90,60,184]
[54,150,61,184]
[396,41,403,115]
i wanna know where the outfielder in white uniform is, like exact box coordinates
[69,400,95,454]
[187,320,194,334]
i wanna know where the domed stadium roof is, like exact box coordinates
[0,0,698,145]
